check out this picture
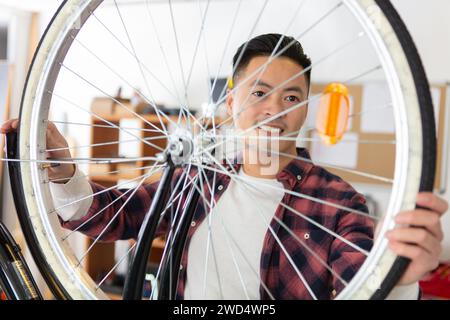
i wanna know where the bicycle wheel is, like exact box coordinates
[11,0,435,300]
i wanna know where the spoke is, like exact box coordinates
[135,167,197,299]
[150,165,223,299]
[209,148,371,260]
[46,156,160,165]
[50,91,166,152]
[217,158,275,300]
[217,216,276,300]
[204,1,344,121]
[273,215,349,287]
[49,120,163,133]
[196,0,216,136]
[211,152,366,289]
[153,167,226,299]
[1,156,159,166]
[163,0,214,136]
[199,94,318,155]
[197,166,276,299]
[169,0,214,133]
[194,162,378,221]
[208,134,395,145]
[113,0,169,134]
[249,145,394,184]
[62,187,134,241]
[207,0,243,106]
[182,170,251,299]
[348,102,393,118]
[166,165,195,299]
[70,35,178,132]
[145,0,182,104]
[207,153,317,299]
[150,169,193,228]
[96,242,137,290]
[90,11,183,106]
[281,128,311,138]
[49,164,162,184]
[238,0,309,111]
[45,135,167,153]
[155,166,199,299]
[185,0,211,93]
[345,65,382,83]
[166,0,191,130]
[214,31,366,130]
[59,64,170,148]
[51,165,163,214]
[197,167,226,299]
[167,0,187,95]
[158,167,196,220]
[279,103,394,139]
[201,64,382,156]
[279,201,369,256]
[76,170,155,266]
[231,173,349,288]
[61,162,164,240]
[209,0,270,110]
[149,166,196,300]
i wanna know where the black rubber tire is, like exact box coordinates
[370,0,436,300]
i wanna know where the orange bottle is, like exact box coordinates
[316,83,350,145]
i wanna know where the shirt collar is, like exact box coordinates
[222,148,314,186]
[276,148,314,186]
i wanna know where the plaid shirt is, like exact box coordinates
[62,148,374,300]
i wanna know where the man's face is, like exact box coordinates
[226,56,309,156]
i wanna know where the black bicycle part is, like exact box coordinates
[122,163,176,300]
[0,222,43,300]
[370,0,436,300]
[157,170,202,300]
[5,132,71,300]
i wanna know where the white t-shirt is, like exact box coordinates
[184,168,285,299]
[51,165,419,299]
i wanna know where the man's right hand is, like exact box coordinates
[1,119,76,184]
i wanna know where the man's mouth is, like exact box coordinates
[257,125,284,135]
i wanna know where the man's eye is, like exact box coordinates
[285,95,300,103]
[252,91,266,98]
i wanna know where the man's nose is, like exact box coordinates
[262,97,284,117]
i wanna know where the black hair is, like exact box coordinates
[232,33,312,87]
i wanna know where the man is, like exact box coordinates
[1,34,447,300]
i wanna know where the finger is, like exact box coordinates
[395,210,443,240]
[389,240,439,270]
[47,121,58,132]
[416,193,449,216]
[46,123,69,151]
[386,227,441,256]
[0,119,18,133]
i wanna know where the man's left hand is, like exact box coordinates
[386,192,448,285]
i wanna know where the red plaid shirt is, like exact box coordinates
[62,148,374,299]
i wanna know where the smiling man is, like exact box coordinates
[1,33,447,300]
[227,38,309,179]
